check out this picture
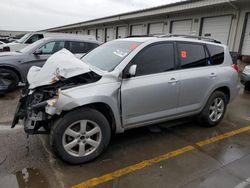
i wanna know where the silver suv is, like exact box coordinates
[12,35,240,164]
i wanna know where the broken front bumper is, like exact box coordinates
[11,92,52,134]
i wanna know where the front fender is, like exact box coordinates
[51,82,123,133]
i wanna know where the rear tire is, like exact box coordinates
[199,91,227,127]
[50,108,111,164]
[0,68,19,92]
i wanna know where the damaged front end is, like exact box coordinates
[12,71,101,134]
[11,49,102,134]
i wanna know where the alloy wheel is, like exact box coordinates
[209,97,225,122]
[62,120,102,157]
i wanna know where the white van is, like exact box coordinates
[0,32,96,52]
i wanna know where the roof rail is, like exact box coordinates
[158,34,221,44]
[125,34,221,44]
[125,35,155,38]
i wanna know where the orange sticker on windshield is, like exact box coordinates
[130,43,139,50]
[181,50,187,58]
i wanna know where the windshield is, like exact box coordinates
[19,38,47,53]
[81,40,142,71]
[16,33,31,43]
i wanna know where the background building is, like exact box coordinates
[0,30,27,38]
[43,0,249,58]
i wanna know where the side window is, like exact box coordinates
[68,41,86,53]
[39,41,65,54]
[132,43,175,76]
[86,43,99,52]
[178,43,208,69]
[25,34,43,44]
[53,41,65,52]
[206,44,224,65]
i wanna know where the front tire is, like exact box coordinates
[0,68,19,92]
[50,108,111,164]
[199,91,227,127]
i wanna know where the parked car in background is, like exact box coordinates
[0,37,9,44]
[0,32,96,52]
[0,36,99,93]
[241,65,250,91]
[12,35,239,164]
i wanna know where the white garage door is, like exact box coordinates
[171,20,192,35]
[201,16,232,44]
[106,28,114,42]
[88,29,95,37]
[242,14,250,55]
[117,26,127,38]
[149,23,164,35]
[97,29,104,43]
[131,25,143,36]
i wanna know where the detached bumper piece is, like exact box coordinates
[24,110,49,135]
[12,95,50,135]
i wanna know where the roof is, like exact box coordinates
[43,35,98,43]
[44,0,239,32]
[116,36,226,47]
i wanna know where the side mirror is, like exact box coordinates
[34,49,42,55]
[125,65,137,78]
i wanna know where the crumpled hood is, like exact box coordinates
[28,49,98,89]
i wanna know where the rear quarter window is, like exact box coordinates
[206,44,224,65]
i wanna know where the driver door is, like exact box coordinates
[121,42,180,127]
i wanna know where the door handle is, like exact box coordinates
[210,73,217,78]
[168,78,178,84]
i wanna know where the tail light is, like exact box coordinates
[231,64,239,72]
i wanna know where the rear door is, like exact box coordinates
[121,42,179,126]
[177,42,217,113]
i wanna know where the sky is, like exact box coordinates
[0,0,182,31]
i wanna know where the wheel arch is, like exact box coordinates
[85,102,117,134]
[59,101,123,134]
[213,86,230,104]
[200,85,231,113]
[0,65,23,82]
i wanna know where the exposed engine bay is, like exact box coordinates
[11,49,102,134]
[12,71,101,134]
